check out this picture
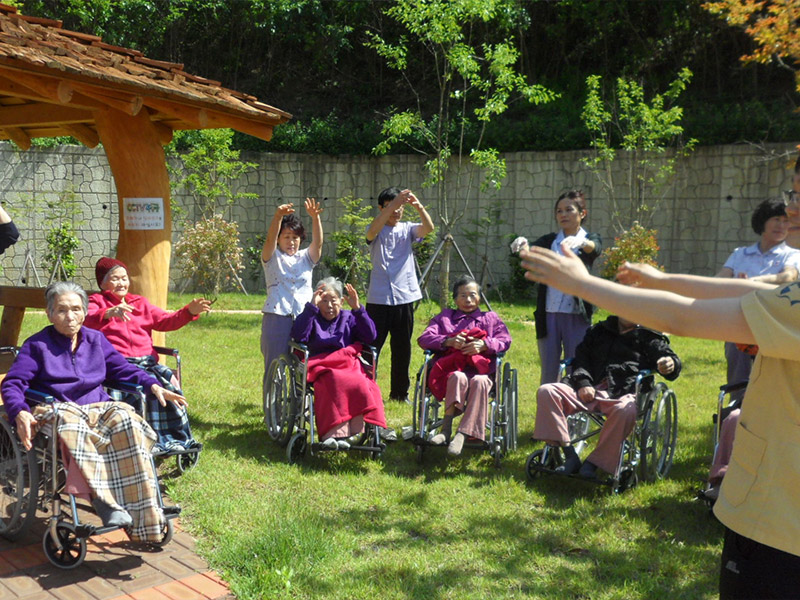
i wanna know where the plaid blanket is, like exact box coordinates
[38,402,166,542]
[122,356,198,453]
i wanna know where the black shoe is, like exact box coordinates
[578,461,599,480]
[555,454,582,475]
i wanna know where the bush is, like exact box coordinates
[599,223,660,280]
[174,215,244,295]
[43,221,79,279]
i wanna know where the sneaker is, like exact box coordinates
[336,439,351,450]
[703,483,720,502]
[429,433,448,446]
[447,432,465,457]
[379,427,398,442]
[320,437,338,450]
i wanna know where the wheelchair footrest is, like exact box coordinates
[163,505,181,518]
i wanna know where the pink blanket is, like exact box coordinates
[306,344,387,436]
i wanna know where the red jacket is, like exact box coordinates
[84,291,198,359]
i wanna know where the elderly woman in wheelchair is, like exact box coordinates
[1,282,184,548]
[416,276,513,458]
[531,313,681,483]
[288,277,387,454]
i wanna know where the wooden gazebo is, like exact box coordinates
[0,3,290,357]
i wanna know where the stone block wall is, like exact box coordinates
[0,142,795,296]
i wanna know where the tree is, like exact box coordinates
[168,129,256,295]
[704,0,800,94]
[581,69,697,233]
[367,0,556,303]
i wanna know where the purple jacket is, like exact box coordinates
[1,326,159,423]
[418,308,512,371]
[291,303,377,357]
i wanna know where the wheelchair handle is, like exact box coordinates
[719,380,749,393]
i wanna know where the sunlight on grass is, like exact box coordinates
[18,298,725,599]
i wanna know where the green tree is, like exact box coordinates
[325,195,373,297]
[581,69,697,233]
[367,0,556,303]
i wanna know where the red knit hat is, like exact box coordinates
[95,257,127,288]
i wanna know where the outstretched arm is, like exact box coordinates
[305,198,323,263]
[521,246,755,345]
[262,203,294,263]
[616,262,773,299]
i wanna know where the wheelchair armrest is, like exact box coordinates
[24,389,55,405]
[720,380,749,394]
[111,382,145,395]
[0,346,19,356]
[153,346,179,358]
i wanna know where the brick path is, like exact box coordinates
[0,502,234,600]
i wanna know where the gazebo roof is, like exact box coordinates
[0,3,291,149]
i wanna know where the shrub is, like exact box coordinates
[174,214,244,295]
[599,222,660,280]
[43,221,79,278]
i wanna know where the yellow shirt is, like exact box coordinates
[714,283,800,556]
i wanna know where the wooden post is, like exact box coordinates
[94,107,171,346]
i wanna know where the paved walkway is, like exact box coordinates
[0,502,234,600]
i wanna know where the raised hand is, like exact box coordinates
[276,203,295,217]
[344,283,360,309]
[615,262,664,288]
[520,244,589,296]
[311,283,326,307]
[305,197,323,218]
[106,299,134,321]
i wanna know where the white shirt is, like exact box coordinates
[723,241,800,278]
[545,228,588,313]
[261,247,317,317]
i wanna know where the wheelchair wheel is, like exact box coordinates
[638,383,678,483]
[150,518,174,547]
[175,450,199,474]
[43,523,87,569]
[286,432,307,465]
[525,448,562,480]
[0,414,39,540]
[265,354,299,447]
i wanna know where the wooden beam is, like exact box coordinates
[142,97,208,128]
[0,71,73,103]
[0,286,48,308]
[69,90,143,116]
[62,123,99,148]
[5,126,30,150]
[206,110,275,141]
[152,121,173,145]
[0,102,92,127]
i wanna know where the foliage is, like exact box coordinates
[367,0,556,304]
[581,69,698,233]
[244,233,266,287]
[16,187,84,280]
[599,222,662,280]
[43,222,79,278]
[167,129,258,220]
[173,214,244,296]
[704,0,800,94]
[325,195,372,296]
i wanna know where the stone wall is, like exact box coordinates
[0,142,795,295]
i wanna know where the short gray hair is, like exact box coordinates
[317,276,344,298]
[45,281,88,315]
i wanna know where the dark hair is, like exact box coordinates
[378,186,402,207]
[751,198,786,235]
[452,275,479,299]
[280,213,306,241]
[554,189,587,215]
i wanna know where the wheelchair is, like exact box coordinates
[0,386,179,569]
[525,360,678,493]
[263,340,386,464]
[409,350,519,467]
[698,379,747,505]
[110,346,202,474]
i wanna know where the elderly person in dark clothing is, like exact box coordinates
[533,313,681,479]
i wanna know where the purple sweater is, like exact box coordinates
[1,326,159,423]
[417,308,512,364]
[290,303,377,356]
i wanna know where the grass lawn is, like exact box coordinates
[22,296,727,599]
